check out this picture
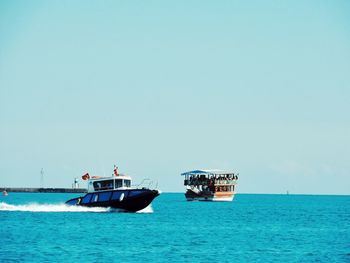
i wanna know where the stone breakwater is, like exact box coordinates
[0,187,87,193]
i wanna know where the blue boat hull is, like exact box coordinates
[65,189,159,212]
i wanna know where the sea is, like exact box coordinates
[0,193,349,263]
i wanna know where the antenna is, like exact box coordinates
[40,168,44,188]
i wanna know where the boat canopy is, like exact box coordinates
[181,169,236,176]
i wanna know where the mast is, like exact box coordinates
[40,168,44,188]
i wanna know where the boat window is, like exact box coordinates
[93,180,114,191]
[111,191,128,200]
[115,179,122,189]
[111,191,121,200]
[81,194,92,204]
[99,191,112,202]
[124,180,131,187]
[93,182,101,191]
[91,194,99,203]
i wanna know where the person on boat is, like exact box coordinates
[113,165,118,176]
[106,181,113,189]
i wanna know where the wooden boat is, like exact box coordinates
[182,170,238,201]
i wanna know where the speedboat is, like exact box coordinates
[2,190,8,196]
[182,169,238,201]
[66,167,160,212]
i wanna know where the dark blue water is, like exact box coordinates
[0,193,349,262]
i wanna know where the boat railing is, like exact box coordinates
[134,178,158,190]
[185,178,237,186]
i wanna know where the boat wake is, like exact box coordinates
[0,202,154,213]
[0,202,110,213]
[136,204,153,213]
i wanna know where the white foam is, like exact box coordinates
[0,202,110,213]
[136,204,153,213]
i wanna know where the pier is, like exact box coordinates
[0,187,87,193]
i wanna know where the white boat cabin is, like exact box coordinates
[87,175,132,193]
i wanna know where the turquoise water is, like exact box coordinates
[0,193,349,262]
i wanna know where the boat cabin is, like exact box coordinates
[87,175,132,193]
[182,169,238,192]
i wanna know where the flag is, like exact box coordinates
[82,173,90,180]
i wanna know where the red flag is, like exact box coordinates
[82,173,90,180]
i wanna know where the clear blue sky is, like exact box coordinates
[1,1,349,194]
